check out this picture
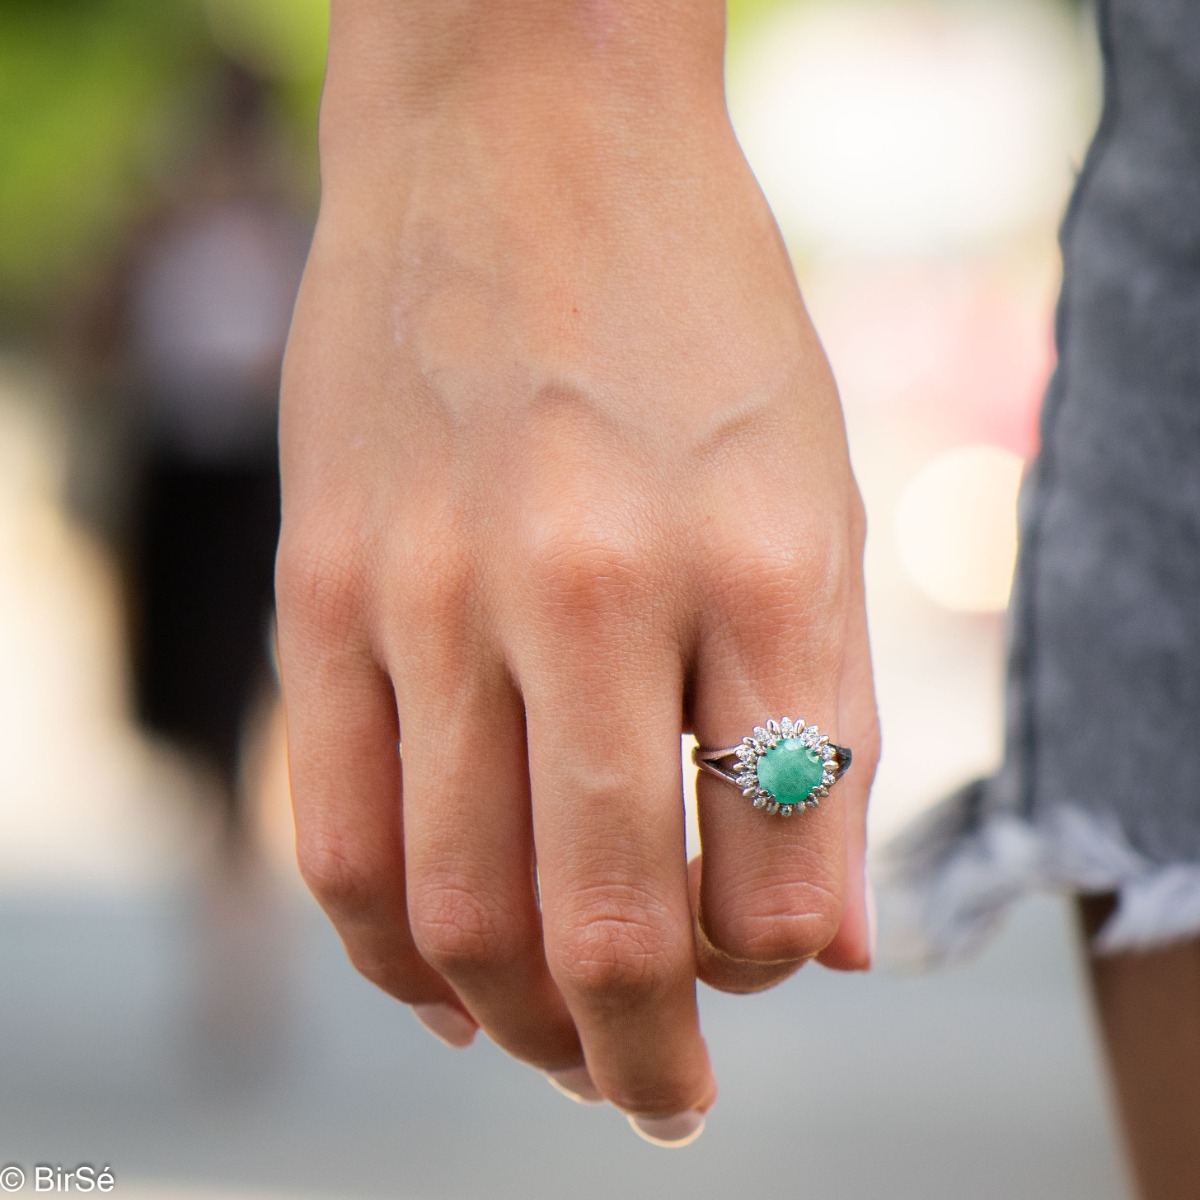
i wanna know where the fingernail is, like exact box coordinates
[546,1065,603,1104]
[628,1111,706,1147]
[412,1003,477,1048]
[865,869,879,964]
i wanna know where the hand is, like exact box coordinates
[276,0,879,1144]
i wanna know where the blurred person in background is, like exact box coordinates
[63,59,311,1069]
[74,62,309,852]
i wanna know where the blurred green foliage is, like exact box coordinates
[727,0,793,30]
[0,0,325,334]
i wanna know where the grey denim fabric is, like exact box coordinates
[889,0,1200,957]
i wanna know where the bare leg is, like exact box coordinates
[1078,895,1200,1200]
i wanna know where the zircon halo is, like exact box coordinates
[731,717,839,817]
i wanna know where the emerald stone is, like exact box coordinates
[756,738,824,805]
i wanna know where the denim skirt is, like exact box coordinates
[890,0,1200,957]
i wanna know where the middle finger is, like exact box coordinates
[520,620,716,1140]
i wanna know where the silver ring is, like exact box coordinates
[693,717,851,817]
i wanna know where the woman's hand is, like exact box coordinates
[276,0,879,1144]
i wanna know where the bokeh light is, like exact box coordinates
[896,443,1024,613]
[728,0,1090,253]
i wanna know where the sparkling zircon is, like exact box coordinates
[755,737,825,806]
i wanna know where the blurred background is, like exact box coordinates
[0,0,1126,1197]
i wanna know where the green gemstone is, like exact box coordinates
[756,737,824,805]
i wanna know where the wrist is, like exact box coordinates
[319,0,731,191]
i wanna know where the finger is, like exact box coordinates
[519,590,716,1134]
[393,635,585,1074]
[690,545,849,994]
[276,555,469,1030]
[815,564,879,971]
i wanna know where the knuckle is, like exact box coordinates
[719,541,849,635]
[409,879,527,977]
[708,546,848,676]
[552,907,681,1008]
[855,722,883,779]
[393,536,475,628]
[295,828,438,1005]
[708,883,842,964]
[848,484,869,551]
[276,542,366,638]
[524,522,656,623]
[533,538,640,606]
[342,943,424,1003]
[296,830,384,921]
